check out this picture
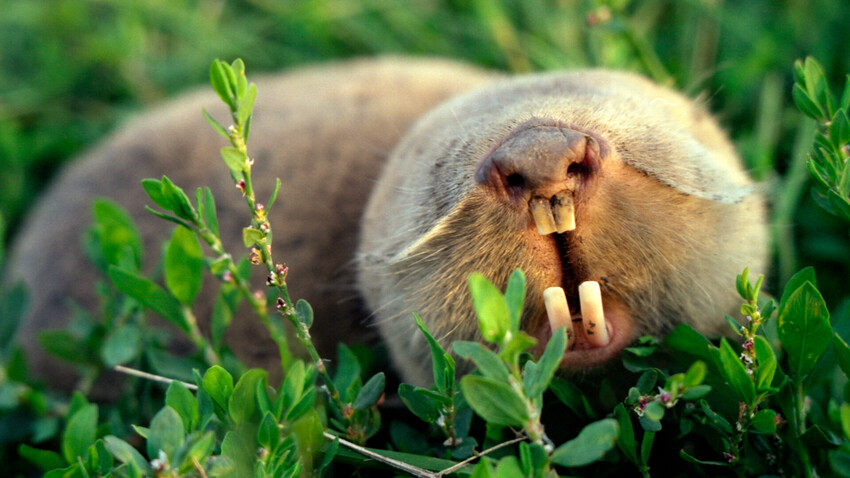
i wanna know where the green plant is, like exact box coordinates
[2,14,850,475]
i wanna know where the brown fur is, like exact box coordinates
[5,58,494,390]
[6,59,766,389]
[357,70,767,385]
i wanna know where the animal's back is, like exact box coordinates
[5,57,495,389]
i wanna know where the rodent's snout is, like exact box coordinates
[474,123,604,235]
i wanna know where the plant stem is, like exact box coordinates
[795,380,813,478]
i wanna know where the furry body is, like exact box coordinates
[6,58,766,388]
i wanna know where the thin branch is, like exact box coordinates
[113,365,198,390]
[434,436,526,477]
[116,365,526,477]
[323,431,434,477]
[326,430,527,477]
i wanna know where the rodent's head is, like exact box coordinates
[357,70,767,385]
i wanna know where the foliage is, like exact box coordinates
[1,1,850,477]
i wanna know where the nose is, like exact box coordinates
[475,125,602,234]
[475,125,601,201]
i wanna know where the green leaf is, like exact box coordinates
[166,382,199,433]
[242,226,265,248]
[0,282,28,359]
[778,281,832,381]
[104,436,152,474]
[39,330,88,364]
[18,444,66,471]
[281,360,307,417]
[100,323,142,367]
[221,147,247,175]
[752,409,777,434]
[830,109,850,148]
[835,334,850,380]
[210,60,234,107]
[332,344,361,401]
[147,406,185,459]
[237,84,257,125]
[142,178,170,211]
[663,324,714,361]
[793,84,824,120]
[681,385,712,400]
[232,59,248,101]
[550,418,619,467]
[724,315,745,335]
[453,341,508,382]
[804,57,833,116]
[398,384,442,424]
[641,430,655,466]
[415,314,454,394]
[202,187,219,237]
[165,226,204,305]
[683,360,707,387]
[267,178,282,210]
[753,335,777,391]
[644,401,665,421]
[828,189,850,221]
[353,373,385,410]
[468,273,510,343]
[161,176,196,221]
[503,269,525,333]
[257,412,279,451]
[460,376,529,427]
[203,366,234,416]
[220,429,255,478]
[735,268,749,299]
[179,432,216,473]
[613,404,638,464]
[295,299,314,329]
[718,338,755,406]
[90,199,143,270]
[841,403,850,440]
[523,326,566,399]
[679,449,727,466]
[550,377,595,418]
[229,369,268,424]
[779,267,817,318]
[202,108,230,140]
[495,456,523,478]
[108,266,189,333]
[62,404,98,464]
[471,459,495,478]
[284,388,316,422]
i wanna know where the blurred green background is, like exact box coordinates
[0,0,848,297]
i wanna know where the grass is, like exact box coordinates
[0,0,849,475]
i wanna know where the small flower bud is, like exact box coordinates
[253,290,265,301]
[266,272,276,287]
[275,263,289,278]
[236,179,246,196]
[249,247,262,265]
[259,222,270,232]
[723,452,736,463]
[742,339,754,352]
[660,392,672,404]
[276,297,287,310]
[222,270,234,283]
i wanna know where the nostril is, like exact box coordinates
[505,173,526,190]
[567,162,585,176]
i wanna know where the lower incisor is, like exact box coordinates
[579,281,609,347]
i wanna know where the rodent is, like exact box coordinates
[5,57,767,390]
